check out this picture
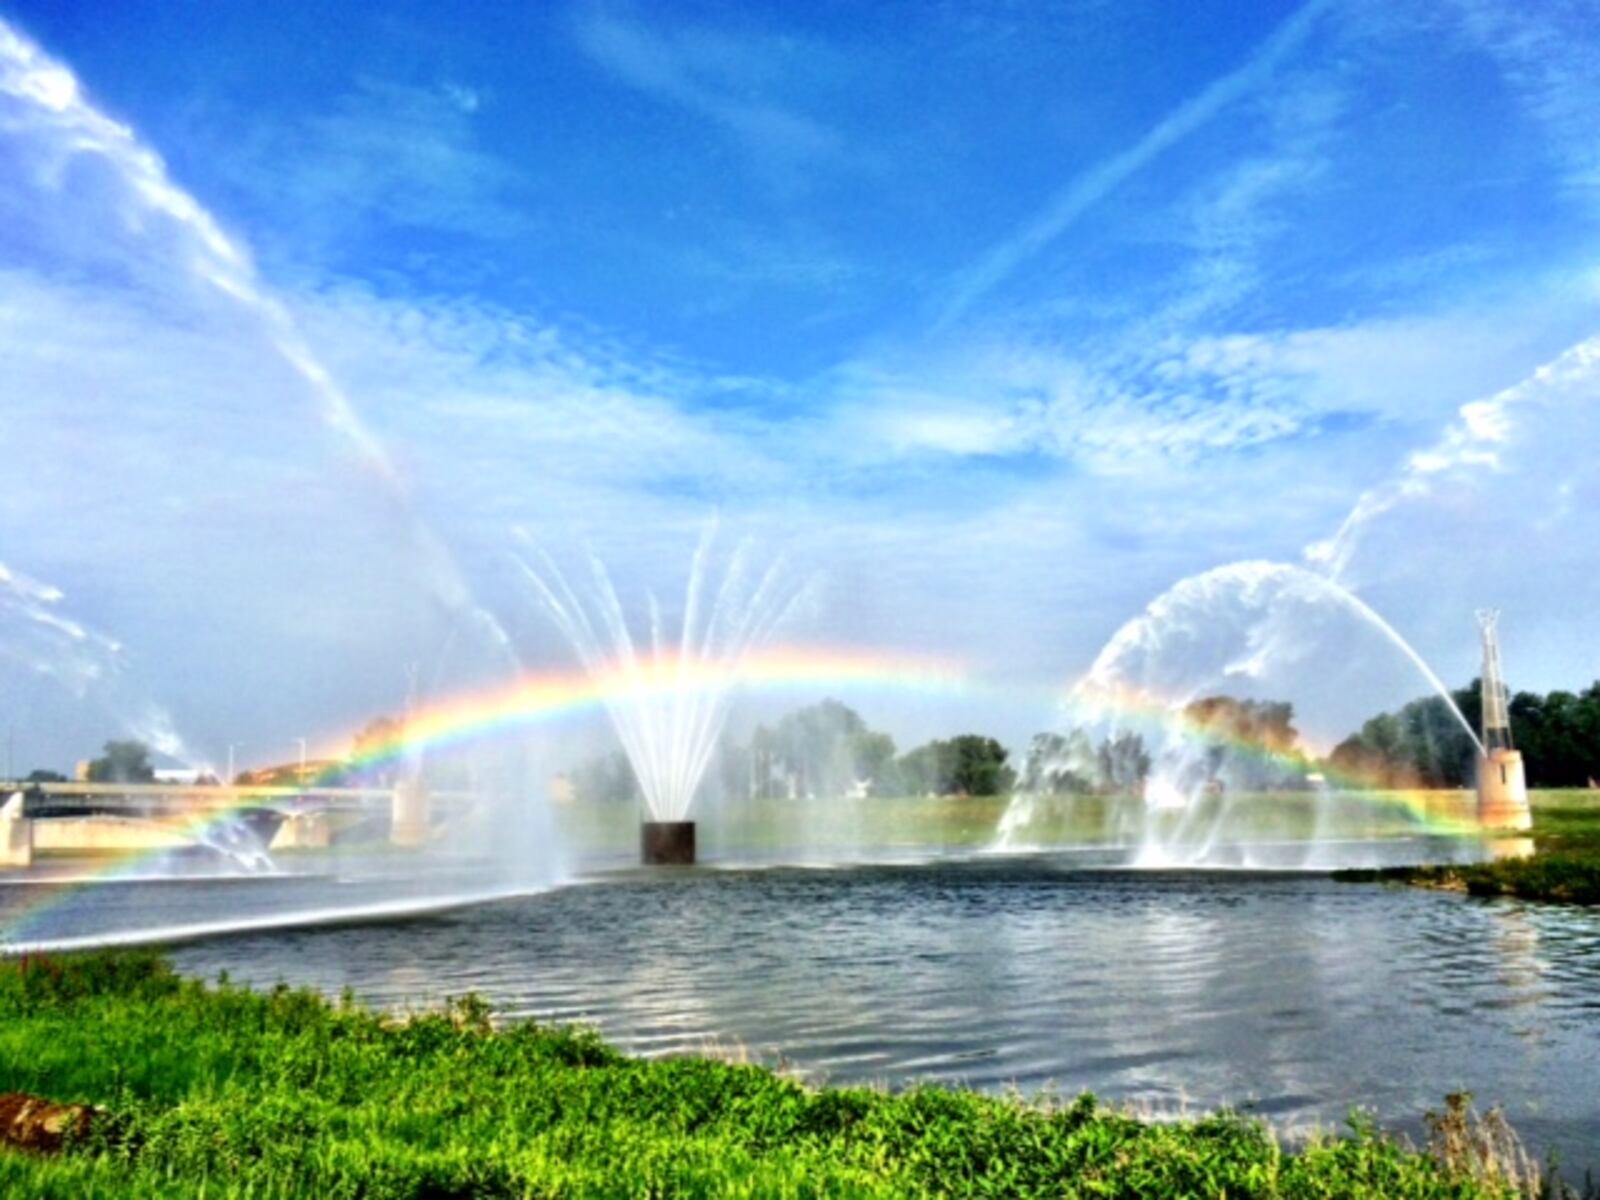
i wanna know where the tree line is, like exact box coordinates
[31,678,1600,800]
[1329,678,1600,789]
[569,699,1017,804]
[569,680,1600,806]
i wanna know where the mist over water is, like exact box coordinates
[997,562,1487,865]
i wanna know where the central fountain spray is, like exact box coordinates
[517,526,808,865]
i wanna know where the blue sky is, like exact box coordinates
[2,0,1599,773]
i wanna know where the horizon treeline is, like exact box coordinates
[568,682,1600,803]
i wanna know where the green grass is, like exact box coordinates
[1336,791,1600,904]
[555,790,1493,859]
[0,951,1543,1198]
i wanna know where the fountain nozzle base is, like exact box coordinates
[641,821,696,865]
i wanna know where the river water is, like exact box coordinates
[5,855,1599,1173]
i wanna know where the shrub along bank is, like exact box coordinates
[0,951,1547,1198]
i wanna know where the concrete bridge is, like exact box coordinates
[0,779,455,868]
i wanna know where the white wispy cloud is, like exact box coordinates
[824,342,1314,472]
[936,0,1333,326]
[209,77,532,252]
[6,1,1600,773]
[570,4,843,168]
[1447,0,1600,205]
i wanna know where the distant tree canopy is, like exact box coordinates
[24,769,67,784]
[1020,696,1304,797]
[572,701,1016,804]
[898,735,1015,797]
[560,676,1600,811]
[1182,696,1307,792]
[746,700,900,799]
[85,740,155,784]
[1331,679,1600,789]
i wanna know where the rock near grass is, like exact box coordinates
[0,1093,97,1155]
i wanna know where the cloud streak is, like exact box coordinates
[571,5,841,167]
[936,0,1332,327]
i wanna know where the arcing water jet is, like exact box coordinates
[999,562,1488,866]
[0,19,511,661]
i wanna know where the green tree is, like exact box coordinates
[896,741,946,796]
[747,700,899,798]
[1095,730,1151,794]
[1022,730,1098,795]
[897,735,1015,797]
[85,740,155,784]
[946,735,1015,796]
[847,729,899,795]
[1182,696,1307,790]
[1323,676,1600,789]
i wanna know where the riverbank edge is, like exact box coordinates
[1333,854,1600,904]
[0,950,1547,1199]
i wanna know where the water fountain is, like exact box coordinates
[517,527,808,864]
[997,561,1489,867]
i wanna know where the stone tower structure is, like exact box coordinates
[1476,610,1531,831]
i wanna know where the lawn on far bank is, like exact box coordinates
[1337,790,1600,904]
[0,952,1551,1199]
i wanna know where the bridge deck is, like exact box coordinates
[4,783,470,813]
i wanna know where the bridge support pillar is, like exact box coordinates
[272,810,332,850]
[391,777,430,848]
[1,793,33,869]
[1477,749,1531,831]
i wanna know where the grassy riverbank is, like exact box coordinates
[0,952,1549,1199]
[1337,791,1600,904]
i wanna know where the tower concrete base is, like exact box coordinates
[1477,749,1531,832]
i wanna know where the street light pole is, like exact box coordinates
[293,737,308,785]
[227,742,245,786]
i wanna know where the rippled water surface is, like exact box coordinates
[152,859,1600,1172]
[7,856,1600,1171]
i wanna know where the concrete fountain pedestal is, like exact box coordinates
[641,821,695,865]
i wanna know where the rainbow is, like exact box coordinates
[1,645,968,946]
[332,645,968,779]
